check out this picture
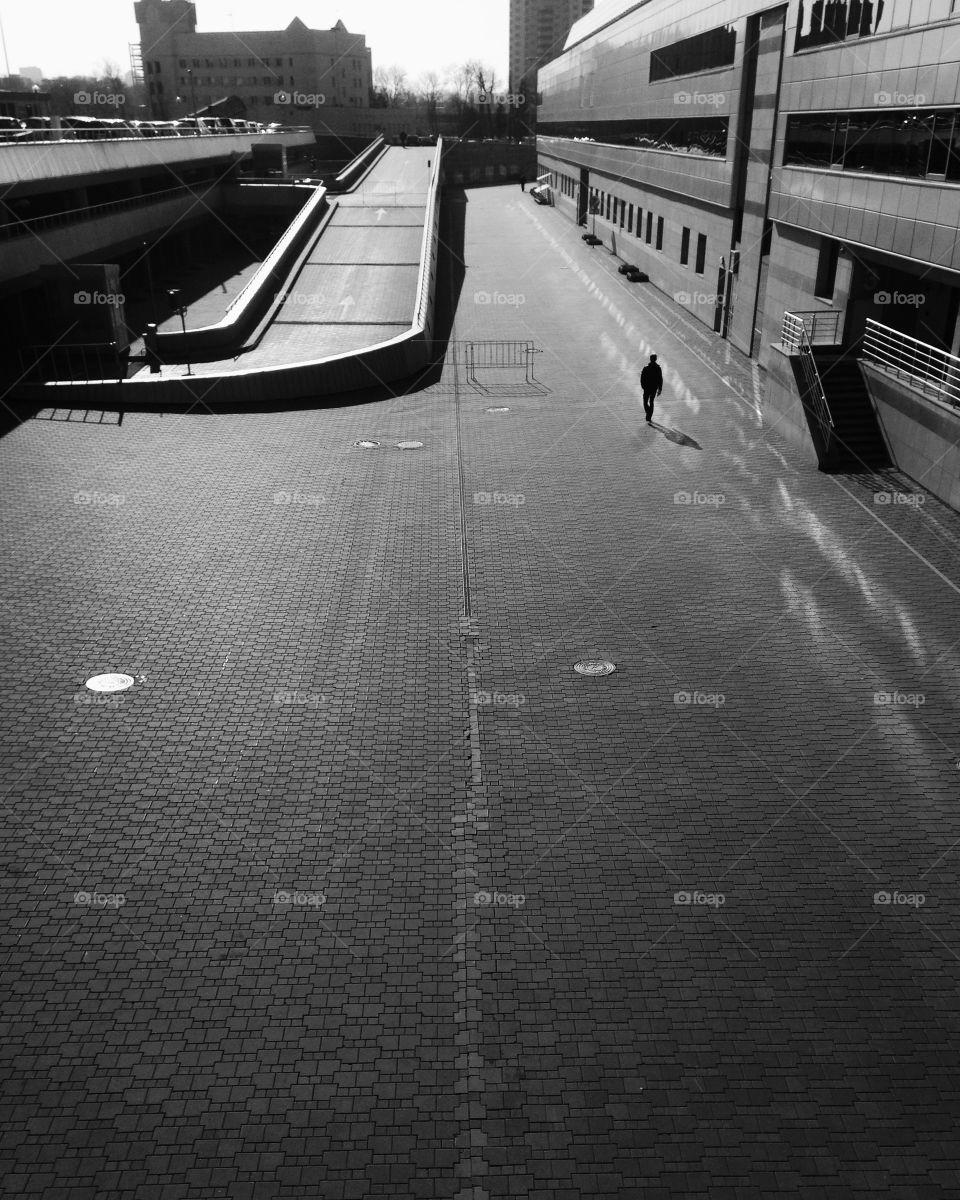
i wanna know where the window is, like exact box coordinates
[695,233,707,275]
[539,116,728,157]
[794,0,953,51]
[784,108,960,180]
[606,193,611,219]
[635,208,642,236]
[650,24,736,81]
[645,212,653,243]
[680,226,690,265]
[656,216,664,250]
[814,238,840,300]
[628,203,634,233]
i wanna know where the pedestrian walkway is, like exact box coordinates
[1,184,959,1199]
[130,147,434,378]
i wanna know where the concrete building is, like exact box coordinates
[509,0,594,96]
[134,0,372,122]
[536,0,960,507]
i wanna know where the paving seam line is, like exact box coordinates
[452,329,491,1197]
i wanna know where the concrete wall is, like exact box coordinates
[0,131,313,190]
[861,363,960,509]
[762,343,820,465]
[0,192,217,287]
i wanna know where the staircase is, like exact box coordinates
[812,354,890,471]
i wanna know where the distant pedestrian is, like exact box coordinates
[519,174,526,191]
[640,353,662,423]
[399,130,407,149]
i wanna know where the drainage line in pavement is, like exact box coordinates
[450,310,491,1197]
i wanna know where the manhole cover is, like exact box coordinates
[354,439,380,448]
[486,407,511,413]
[85,673,135,693]
[396,441,424,449]
[573,660,616,676]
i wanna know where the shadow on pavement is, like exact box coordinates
[655,422,702,449]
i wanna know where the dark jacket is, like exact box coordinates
[640,362,663,393]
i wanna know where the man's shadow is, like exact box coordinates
[649,419,702,450]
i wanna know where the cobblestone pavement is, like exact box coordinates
[1,184,959,1199]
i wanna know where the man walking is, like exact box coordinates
[640,353,663,423]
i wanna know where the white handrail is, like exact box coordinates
[861,319,960,408]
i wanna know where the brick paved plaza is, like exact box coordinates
[2,184,960,1198]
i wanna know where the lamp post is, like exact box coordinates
[166,287,192,376]
[187,68,197,117]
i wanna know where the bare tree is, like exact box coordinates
[417,70,442,134]
[386,64,408,106]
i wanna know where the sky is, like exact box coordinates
[0,0,511,83]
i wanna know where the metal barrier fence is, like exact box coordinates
[861,318,960,408]
[780,309,843,350]
[465,341,539,385]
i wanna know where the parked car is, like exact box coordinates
[0,116,24,140]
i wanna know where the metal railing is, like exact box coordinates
[861,318,960,409]
[781,312,834,442]
[780,309,843,349]
[19,343,124,384]
[0,184,206,242]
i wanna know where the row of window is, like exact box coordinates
[539,117,728,157]
[178,57,293,69]
[649,25,737,82]
[794,0,955,51]
[784,107,960,180]
[173,55,366,72]
[178,75,362,91]
[543,167,710,275]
